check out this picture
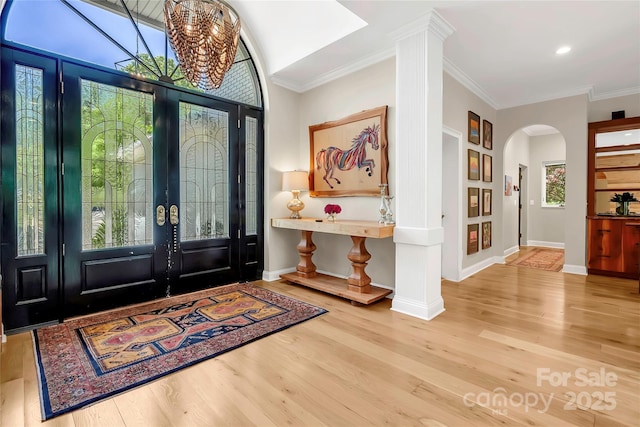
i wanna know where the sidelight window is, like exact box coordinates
[15,65,45,256]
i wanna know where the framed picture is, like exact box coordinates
[468,187,479,217]
[482,188,492,216]
[483,154,492,182]
[468,111,480,144]
[482,221,492,249]
[483,120,493,150]
[468,149,480,180]
[309,106,389,197]
[505,175,513,196]
[467,224,479,254]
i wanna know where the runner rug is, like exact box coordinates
[32,283,327,420]
[507,247,565,272]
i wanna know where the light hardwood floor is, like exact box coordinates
[1,262,639,426]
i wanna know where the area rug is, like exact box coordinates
[507,247,564,272]
[32,283,327,420]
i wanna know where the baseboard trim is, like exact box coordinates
[503,245,519,258]
[262,268,295,282]
[562,264,587,275]
[460,256,501,280]
[526,240,565,249]
[391,295,445,320]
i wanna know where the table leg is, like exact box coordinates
[296,230,317,278]
[347,235,372,293]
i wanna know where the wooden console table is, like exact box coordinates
[271,218,394,305]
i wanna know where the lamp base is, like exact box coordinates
[287,192,305,219]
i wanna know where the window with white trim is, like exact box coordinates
[542,161,566,207]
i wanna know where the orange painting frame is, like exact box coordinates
[309,106,389,197]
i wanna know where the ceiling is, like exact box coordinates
[80,0,640,110]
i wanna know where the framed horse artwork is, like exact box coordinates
[309,106,389,197]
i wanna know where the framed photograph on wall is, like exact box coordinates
[483,154,492,182]
[468,149,480,180]
[467,224,479,254]
[482,221,492,249]
[309,105,389,197]
[505,175,513,196]
[483,119,493,150]
[482,189,492,216]
[468,187,479,217]
[468,111,480,144]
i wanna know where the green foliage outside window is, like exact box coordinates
[545,163,565,206]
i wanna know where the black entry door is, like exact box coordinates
[0,49,60,331]
[61,63,241,317]
[1,52,262,331]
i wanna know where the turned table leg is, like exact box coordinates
[347,235,372,293]
[296,230,317,278]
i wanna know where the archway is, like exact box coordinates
[502,124,567,261]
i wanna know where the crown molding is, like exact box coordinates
[589,85,640,101]
[443,57,499,109]
[498,85,593,110]
[270,47,396,94]
[390,10,455,42]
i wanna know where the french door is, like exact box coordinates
[1,50,263,330]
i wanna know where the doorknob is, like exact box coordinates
[169,205,179,225]
[156,205,166,226]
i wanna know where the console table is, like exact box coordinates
[271,218,394,305]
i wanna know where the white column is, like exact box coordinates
[391,11,454,320]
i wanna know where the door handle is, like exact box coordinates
[170,205,179,225]
[156,205,166,226]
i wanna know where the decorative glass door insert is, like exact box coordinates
[81,80,154,250]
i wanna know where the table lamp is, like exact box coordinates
[282,171,309,219]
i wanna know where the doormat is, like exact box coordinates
[507,247,564,272]
[32,283,327,420]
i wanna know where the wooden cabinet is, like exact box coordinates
[587,217,640,278]
[587,116,640,279]
[622,222,640,276]
[588,219,622,273]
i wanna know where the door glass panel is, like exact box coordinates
[180,102,229,241]
[245,116,257,235]
[81,80,154,250]
[15,65,45,256]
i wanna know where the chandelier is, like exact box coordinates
[164,0,241,90]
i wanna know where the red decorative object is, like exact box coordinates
[324,204,342,215]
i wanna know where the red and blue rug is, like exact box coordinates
[32,283,327,420]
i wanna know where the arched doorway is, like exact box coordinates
[502,124,567,266]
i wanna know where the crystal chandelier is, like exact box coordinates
[164,0,241,90]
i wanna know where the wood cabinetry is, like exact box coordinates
[587,116,640,279]
[587,218,640,278]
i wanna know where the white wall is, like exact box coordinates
[528,133,566,246]
[588,94,640,122]
[269,58,397,288]
[261,52,637,281]
[443,73,498,269]
[503,130,530,253]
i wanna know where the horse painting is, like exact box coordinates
[315,124,380,189]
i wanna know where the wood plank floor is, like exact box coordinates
[1,262,639,426]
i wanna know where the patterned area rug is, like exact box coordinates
[32,283,327,420]
[507,247,565,272]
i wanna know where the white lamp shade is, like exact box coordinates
[282,171,309,191]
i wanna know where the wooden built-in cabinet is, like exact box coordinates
[587,217,640,278]
[587,116,640,279]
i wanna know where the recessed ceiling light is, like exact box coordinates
[625,133,633,136]
[556,46,571,55]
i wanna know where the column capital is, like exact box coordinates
[391,10,455,42]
